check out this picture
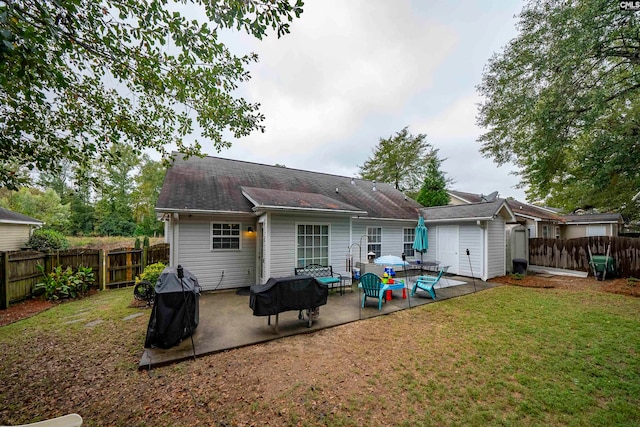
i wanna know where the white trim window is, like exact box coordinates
[367,226,382,258]
[296,224,329,268]
[403,227,415,257]
[211,223,241,250]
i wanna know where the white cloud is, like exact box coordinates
[170,0,529,201]
[414,94,482,142]
[223,0,458,162]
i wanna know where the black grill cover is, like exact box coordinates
[144,266,201,349]
[249,276,328,316]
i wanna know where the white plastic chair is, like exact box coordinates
[1,414,82,427]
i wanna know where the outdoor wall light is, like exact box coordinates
[247,226,254,233]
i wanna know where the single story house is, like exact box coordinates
[448,190,623,238]
[0,207,44,251]
[156,155,514,290]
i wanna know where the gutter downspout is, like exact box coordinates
[482,221,489,282]
[171,213,180,267]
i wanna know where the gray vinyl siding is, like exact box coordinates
[268,214,296,279]
[269,213,351,279]
[458,224,482,278]
[486,217,506,279]
[0,224,31,251]
[351,219,418,263]
[421,226,438,264]
[177,215,256,291]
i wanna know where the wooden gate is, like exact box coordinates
[105,248,142,288]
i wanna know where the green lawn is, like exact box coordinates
[0,286,639,426]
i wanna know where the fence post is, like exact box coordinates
[1,252,8,310]
[126,251,132,284]
[98,249,105,291]
[142,246,148,271]
[45,252,52,275]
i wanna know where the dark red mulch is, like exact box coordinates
[0,298,54,327]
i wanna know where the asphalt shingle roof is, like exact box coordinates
[563,213,623,223]
[157,154,423,220]
[241,187,365,214]
[420,199,513,222]
[0,207,43,224]
[507,200,565,222]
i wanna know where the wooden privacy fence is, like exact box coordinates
[0,243,170,309]
[529,236,640,278]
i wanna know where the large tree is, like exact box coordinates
[131,155,166,236]
[0,187,70,230]
[477,0,640,220]
[415,154,450,207]
[94,145,140,236]
[359,127,440,198]
[0,0,303,190]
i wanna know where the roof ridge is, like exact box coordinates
[172,152,397,187]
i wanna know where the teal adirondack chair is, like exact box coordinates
[410,267,445,300]
[359,273,389,310]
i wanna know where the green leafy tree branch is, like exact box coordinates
[0,0,304,190]
[477,0,640,219]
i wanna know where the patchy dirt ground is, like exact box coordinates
[2,273,637,328]
[1,274,639,426]
[491,273,640,297]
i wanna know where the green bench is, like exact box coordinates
[294,264,349,295]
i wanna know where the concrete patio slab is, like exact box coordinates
[139,276,501,369]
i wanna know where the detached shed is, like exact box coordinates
[419,199,516,281]
[0,208,44,251]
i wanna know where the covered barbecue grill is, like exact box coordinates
[145,266,201,349]
[250,275,328,333]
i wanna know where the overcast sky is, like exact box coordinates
[186,0,528,200]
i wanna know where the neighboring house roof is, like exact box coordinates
[450,190,562,224]
[507,199,565,223]
[450,190,625,227]
[0,207,44,225]
[563,213,624,224]
[157,154,423,220]
[420,199,516,223]
[448,190,485,204]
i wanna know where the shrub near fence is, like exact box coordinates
[0,243,170,309]
[529,236,640,278]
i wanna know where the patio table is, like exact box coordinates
[383,279,406,300]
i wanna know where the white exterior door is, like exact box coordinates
[437,225,459,274]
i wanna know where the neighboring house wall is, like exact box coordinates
[448,198,468,206]
[0,223,32,251]
[563,223,619,238]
